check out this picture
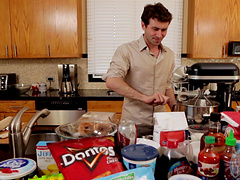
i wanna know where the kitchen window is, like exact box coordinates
[87,0,183,80]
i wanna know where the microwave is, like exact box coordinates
[228,41,240,56]
[0,73,16,90]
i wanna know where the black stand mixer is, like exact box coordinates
[186,63,240,112]
[176,63,240,125]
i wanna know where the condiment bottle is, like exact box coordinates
[219,130,236,180]
[200,112,226,153]
[117,119,137,150]
[155,139,193,180]
[197,136,220,180]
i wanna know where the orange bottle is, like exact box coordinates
[219,130,237,180]
[197,136,220,180]
[200,112,226,153]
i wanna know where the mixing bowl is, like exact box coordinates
[14,84,31,94]
[55,120,117,139]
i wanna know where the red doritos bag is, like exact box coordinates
[47,136,124,180]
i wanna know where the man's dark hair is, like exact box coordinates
[141,2,172,26]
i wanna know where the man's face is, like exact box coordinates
[142,18,169,47]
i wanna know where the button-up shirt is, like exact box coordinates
[102,35,175,125]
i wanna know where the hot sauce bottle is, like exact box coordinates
[219,130,236,180]
[197,136,220,180]
[200,112,226,153]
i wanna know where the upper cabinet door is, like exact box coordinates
[10,0,48,58]
[0,0,12,58]
[229,0,240,41]
[44,0,82,58]
[187,0,231,59]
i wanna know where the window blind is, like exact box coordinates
[87,0,183,77]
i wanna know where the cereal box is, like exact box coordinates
[36,141,59,176]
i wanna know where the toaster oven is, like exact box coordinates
[0,73,16,90]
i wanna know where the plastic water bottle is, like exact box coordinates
[117,119,137,150]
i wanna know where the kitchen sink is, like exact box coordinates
[25,131,63,161]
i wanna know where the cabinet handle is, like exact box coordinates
[47,44,50,57]
[10,106,23,108]
[14,45,17,57]
[5,45,8,58]
[223,45,226,58]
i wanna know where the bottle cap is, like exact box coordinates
[210,112,221,122]
[167,139,178,149]
[205,136,215,144]
[225,130,236,146]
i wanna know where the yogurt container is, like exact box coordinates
[0,158,36,180]
[121,144,159,173]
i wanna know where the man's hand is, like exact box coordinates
[143,93,170,106]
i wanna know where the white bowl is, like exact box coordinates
[14,84,31,94]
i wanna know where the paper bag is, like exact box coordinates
[153,112,188,146]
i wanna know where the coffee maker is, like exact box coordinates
[58,64,78,94]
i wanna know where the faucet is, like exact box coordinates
[9,107,50,158]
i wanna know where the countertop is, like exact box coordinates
[0,89,124,101]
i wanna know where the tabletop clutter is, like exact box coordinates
[0,111,240,180]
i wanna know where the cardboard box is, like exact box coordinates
[36,141,59,176]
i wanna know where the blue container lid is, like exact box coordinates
[121,144,159,161]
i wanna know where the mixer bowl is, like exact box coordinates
[178,98,219,124]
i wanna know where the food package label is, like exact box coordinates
[36,141,59,176]
[153,112,188,146]
[96,167,155,180]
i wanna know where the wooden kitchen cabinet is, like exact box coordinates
[187,0,230,58]
[0,100,36,123]
[0,0,12,58]
[0,0,82,59]
[229,0,240,41]
[87,101,123,120]
[10,0,48,58]
[44,0,82,57]
[187,0,240,59]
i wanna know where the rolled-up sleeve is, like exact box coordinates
[102,45,130,81]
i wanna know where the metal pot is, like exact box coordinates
[177,95,220,124]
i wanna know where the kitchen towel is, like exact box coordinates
[0,116,13,131]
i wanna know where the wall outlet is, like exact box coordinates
[46,77,55,82]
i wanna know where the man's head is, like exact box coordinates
[141,3,172,47]
[141,3,172,26]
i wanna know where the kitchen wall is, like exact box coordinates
[0,57,106,90]
[0,0,239,91]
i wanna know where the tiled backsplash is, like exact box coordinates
[0,57,240,90]
[0,58,106,90]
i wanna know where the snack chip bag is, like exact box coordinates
[47,136,124,180]
[96,167,155,180]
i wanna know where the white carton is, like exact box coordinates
[36,141,59,176]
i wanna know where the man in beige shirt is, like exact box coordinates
[102,2,176,137]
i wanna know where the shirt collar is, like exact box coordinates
[138,35,167,53]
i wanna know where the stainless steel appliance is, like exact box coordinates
[35,99,86,126]
[58,64,78,94]
[0,73,16,90]
[176,63,240,124]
